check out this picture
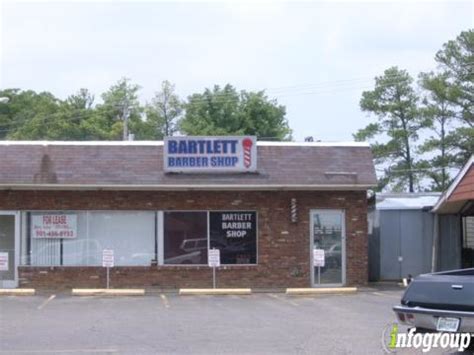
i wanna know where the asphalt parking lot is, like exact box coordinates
[0,287,464,355]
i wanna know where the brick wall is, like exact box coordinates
[0,190,368,289]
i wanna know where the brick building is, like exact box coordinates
[0,138,376,289]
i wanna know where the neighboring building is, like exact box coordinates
[432,155,474,271]
[369,193,441,281]
[0,138,376,289]
[370,155,474,281]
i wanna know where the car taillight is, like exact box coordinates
[396,312,414,323]
[397,313,406,322]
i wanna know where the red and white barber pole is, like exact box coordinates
[242,138,253,168]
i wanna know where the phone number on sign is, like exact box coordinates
[34,230,75,238]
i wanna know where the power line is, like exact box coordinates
[0,71,469,132]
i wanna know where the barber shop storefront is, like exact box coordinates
[0,137,376,289]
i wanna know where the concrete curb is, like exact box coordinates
[72,289,145,296]
[0,288,35,296]
[179,288,252,296]
[286,287,357,295]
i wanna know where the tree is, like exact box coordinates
[414,30,473,191]
[435,29,473,127]
[433,29,474,166]
[354,67,427,192]
[0,89,62,140]
[239,91,292,140]
[95,78,144,140]
[179,84,291,140]
[144,80,182,139]
[416,72,459,191]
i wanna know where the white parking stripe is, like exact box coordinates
[266,293,299,306]
[0,349,118,353]
[372,292,401,299]
[37,294,56,310]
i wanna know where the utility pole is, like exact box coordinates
[121,97,130,141]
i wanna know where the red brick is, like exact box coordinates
[0,190,369,289]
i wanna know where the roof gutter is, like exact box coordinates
[0,183,374,191]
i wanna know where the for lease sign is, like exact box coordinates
[164,136,257,173]
[31,214,77,239]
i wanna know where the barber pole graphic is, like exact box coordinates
[242,138,253,168]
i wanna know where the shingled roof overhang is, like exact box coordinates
[433,155,474,215]
[0,141,377,191]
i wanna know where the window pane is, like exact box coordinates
[24,211,156,266]
[87,212,156,266]
[210,211,257,264]
[28,212,86,266]
[0,215,16,280]
[164,212,207,265]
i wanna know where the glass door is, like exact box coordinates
[311,210,345,286]
[0,212,19,288]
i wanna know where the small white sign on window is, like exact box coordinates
[102,249,114,268]
[313,249,325,267]
[0,252,8,271]
[208,249,220,267]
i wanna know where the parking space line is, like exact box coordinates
[371,292,401,299]
[0,349,118,353]
[160,294,170,308]
[266,293,299,306]
[37,294,56,310]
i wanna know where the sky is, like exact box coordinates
[0,0,472,142]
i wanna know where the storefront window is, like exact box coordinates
[210,211,257,264]
[163,212,208,265]
[86,212,156,266]
[22,211,156,266]
[21,210,258,267]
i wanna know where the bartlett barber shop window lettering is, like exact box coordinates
[162,211,257,266]
[210,211,257,265]
[21,210,257,267]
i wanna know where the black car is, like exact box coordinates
[393,268,474,333]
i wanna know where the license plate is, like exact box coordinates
[436,317,460,332]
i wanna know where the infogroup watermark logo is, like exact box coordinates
[381,323,472,353]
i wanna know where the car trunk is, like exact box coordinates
[401,268,474,312]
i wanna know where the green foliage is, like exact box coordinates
[97,78,144,140]
[435,29,473,126]
[415,30,474,190]
[0,81,291,142]
[356,29,473,192]
[179,84,291,140]
[356,67,426,192]
[144,80,182,139]
[0,89,62,140]
[417,72,459,191]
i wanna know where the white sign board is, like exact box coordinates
[208,249,221,267]
[313,249,325,267]
[102,249,114,268]
[0,252,8,271]
[31,214,77,239]
[164,136,257,173]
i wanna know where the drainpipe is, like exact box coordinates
[431,213,439,272]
